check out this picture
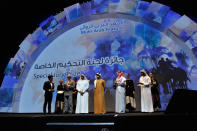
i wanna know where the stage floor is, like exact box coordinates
[0,111,165,117]
[0,112,196,131]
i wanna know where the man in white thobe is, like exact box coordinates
[114,70,126,113]
[138,69,154,112]
[75,74,89,114]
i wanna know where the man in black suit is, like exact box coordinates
[43,75,55,114]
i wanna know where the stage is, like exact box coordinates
[0,112,196,131]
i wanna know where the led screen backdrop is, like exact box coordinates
[1,0,197,113]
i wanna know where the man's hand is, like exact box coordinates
[49,89,54,92]
[79,91,84,95]
[72,91,77,95]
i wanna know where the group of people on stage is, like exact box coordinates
[43,70,161,114]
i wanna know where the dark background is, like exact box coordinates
[0,0,196,84]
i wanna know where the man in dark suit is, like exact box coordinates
[43,75,55,114]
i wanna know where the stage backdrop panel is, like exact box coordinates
[18,18,197,112]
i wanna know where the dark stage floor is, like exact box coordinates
[0,112,196,131]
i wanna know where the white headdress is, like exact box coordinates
[94,73,101,88]
[79,74,87,80]
[140,69,147,75]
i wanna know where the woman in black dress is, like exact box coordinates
[55,80,64,114]
[149,73,161,111]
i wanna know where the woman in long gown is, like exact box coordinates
[149,73,161,111]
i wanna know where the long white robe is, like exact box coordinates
[75,80,89,113]
[115,76,126,113]
[139,75,154,112]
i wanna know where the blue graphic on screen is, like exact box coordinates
[32,28,47,47]
[185,33,197,57]
[81,2,92,17]
[136,1,150,16]
[91,0,109,14]
[162,10,181,27]
[144,1,170,24]
[69,8,83,21]
[170,15,197,42]
[65,4,83,22]
[110,0,120,2]
[40,16,58,36]
[0,88,14,108]
[135,24,161,48]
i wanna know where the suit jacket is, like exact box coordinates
[43,81,55,96]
